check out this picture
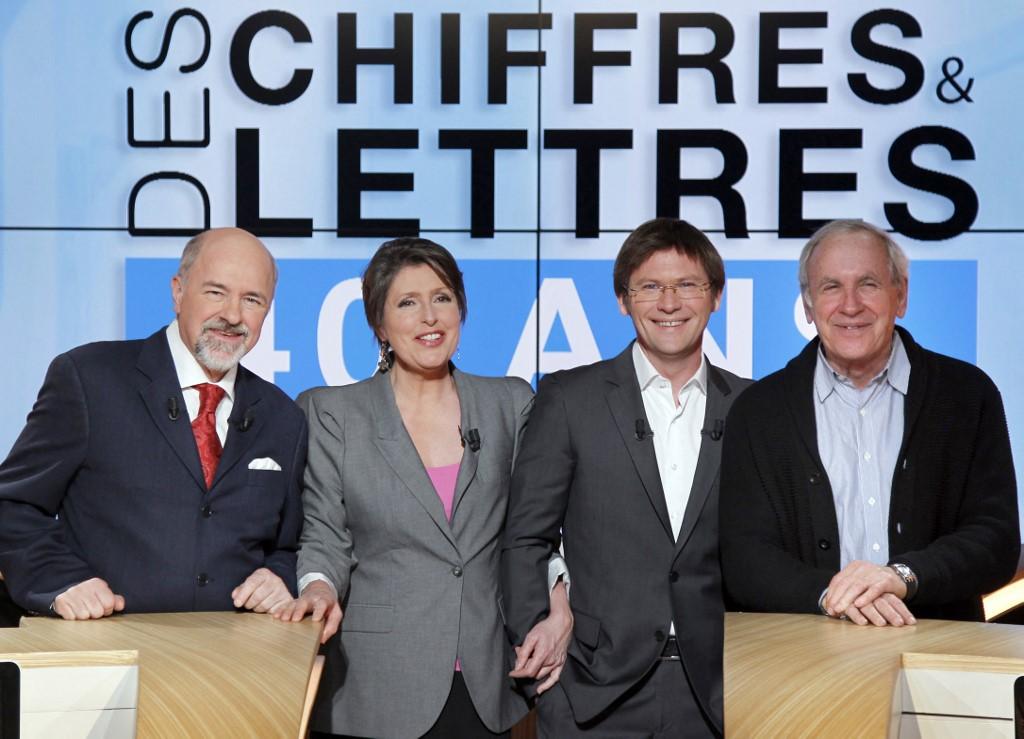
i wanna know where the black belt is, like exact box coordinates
[659,636,680,660]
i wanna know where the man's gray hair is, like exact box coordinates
[176,233,206,283]
[176,230,279,285]
[798,219,909,302]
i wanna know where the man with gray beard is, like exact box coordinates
[0,228,307,619]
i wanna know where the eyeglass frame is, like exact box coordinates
[622,280,713,302]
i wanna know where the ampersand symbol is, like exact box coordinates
[936,56,974,103]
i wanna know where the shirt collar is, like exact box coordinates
[631,341,707,396]
[813,330,909,403]
[887,332,911,394]
[165,320,236,400]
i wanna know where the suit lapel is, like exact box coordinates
[450,370,479,521]
[136,330,206,490]
[368,372,458,548]
[674,364,731,553]
[212,367,264,488]
[605,347,674,541]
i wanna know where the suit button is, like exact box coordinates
[669,571,680,583]
[654,630,666,642]
[196,573,209,586]
[451,566,463,578]
[200,504,212,518]
[809,473,822,485]
[818,539,831,550]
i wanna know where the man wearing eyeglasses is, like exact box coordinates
[502,218,750,738]
[720,219,1018,626]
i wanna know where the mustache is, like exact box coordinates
[200,318,249,338]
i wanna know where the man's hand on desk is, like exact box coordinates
[824,561,916,627]
[232,567,293,613]
[274,580,343,644]
[53,577,125,620]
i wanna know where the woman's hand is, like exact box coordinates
[509,580,573,694]
[274,580,344,643]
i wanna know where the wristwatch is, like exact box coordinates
[887,562,918,601]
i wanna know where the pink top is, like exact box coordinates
[427,462,462,671]
[426,462,460,522]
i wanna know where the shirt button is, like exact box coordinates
[863,452,872,461]
[868,497,876,506]
[872,543,881,552]
[451,566,463,578]
[671,463,678,471]
[859,408,866,417]
[196,573,209,586]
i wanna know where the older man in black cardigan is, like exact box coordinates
[720,219,1018,625]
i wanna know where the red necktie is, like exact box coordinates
[192,383,226,489]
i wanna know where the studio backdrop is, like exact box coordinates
[1,2,1021,524]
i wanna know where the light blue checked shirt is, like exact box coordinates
[813,333,910,569]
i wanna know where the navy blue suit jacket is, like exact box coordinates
[0,328,307,614]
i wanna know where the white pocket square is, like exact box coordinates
[248,457,282,471]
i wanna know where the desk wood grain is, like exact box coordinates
[724,613,1024,738]
[0,612,323,738]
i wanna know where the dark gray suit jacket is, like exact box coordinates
[298,369,533,739]
[501,345,749,732]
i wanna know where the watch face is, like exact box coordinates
[889,564,917,601]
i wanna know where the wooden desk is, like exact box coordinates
[0,612,323,738]
[725,612,1024,737]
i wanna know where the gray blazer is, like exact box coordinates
[298,369,533,739]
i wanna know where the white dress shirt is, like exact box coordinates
[633,342,707,635]
[632,342,707,541]
[165,321,236,445]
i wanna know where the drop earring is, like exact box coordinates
[377,341,392,373]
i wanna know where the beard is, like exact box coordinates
[194,318,250,374]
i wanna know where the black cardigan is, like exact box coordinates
[720,326,1019,621]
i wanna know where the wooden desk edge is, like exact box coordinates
[902,651,1024,673]
[0,649,139,668]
